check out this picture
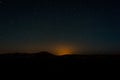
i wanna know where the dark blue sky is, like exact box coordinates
[0,0,120,53]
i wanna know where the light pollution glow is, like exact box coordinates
[0,43,84,56]
[50,44,79,56]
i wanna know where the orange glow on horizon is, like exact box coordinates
[52,44,75,56]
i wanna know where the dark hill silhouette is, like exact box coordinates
[31,51,58,60]
[0,51,120,65]
[0,51,119,71]
[32,51,56,57]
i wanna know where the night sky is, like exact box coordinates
[0,0,120,54]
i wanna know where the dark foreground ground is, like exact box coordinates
[0,52,120,64]
[0,52,120,71]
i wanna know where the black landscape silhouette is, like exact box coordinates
[0,51,120,71]
[0,51,120,63]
